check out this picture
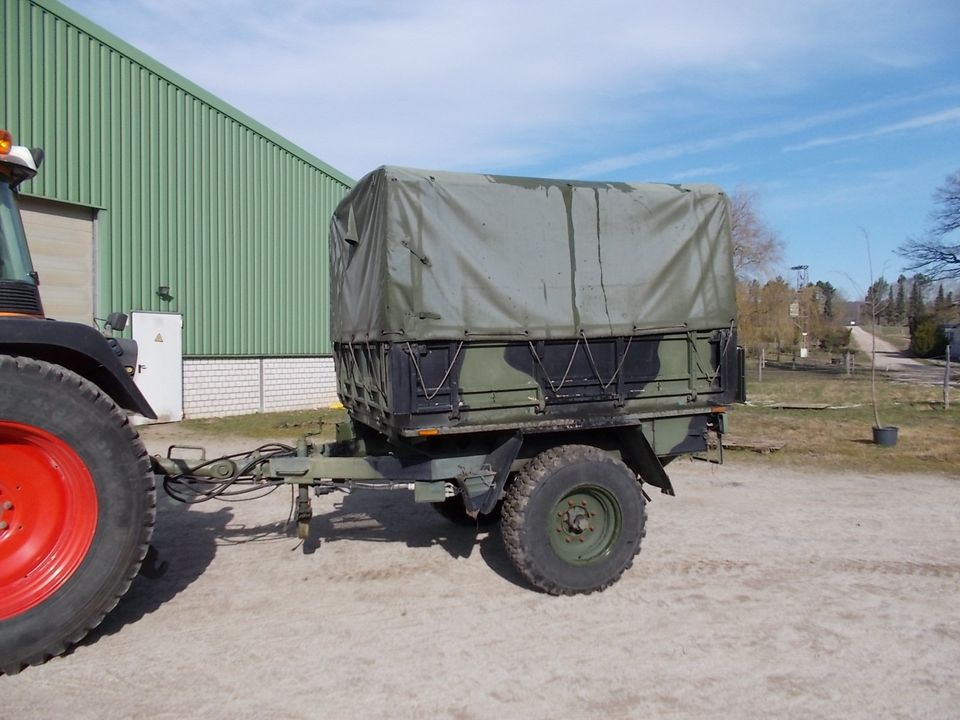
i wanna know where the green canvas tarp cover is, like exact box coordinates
[330,166,735,342]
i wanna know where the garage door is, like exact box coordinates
[17,196,96,326]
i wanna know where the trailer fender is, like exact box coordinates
[0,317,156,419]
[617,426,675,496]
[459,432,523,516]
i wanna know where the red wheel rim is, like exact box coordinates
[0,421,98,620]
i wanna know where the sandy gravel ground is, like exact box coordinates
[4,431,959,719]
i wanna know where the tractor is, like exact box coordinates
[0,129,156,673]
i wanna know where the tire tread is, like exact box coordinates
[501,444,646,596]
[0,355,155,675]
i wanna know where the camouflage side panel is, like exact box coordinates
[334,326,738,438]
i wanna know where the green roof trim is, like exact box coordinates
[33,0,354,188]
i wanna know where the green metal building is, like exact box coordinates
[1,0,352,417]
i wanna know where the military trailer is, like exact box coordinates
[257,166,742,594]
[1,157,741,674]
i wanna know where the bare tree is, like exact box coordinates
[931,170,960,236]
[898,170,960,279]
[728,186,784,279]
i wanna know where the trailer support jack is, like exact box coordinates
[296,485,312,539]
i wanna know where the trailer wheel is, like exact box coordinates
[501,445,645,595]
[431,495,502,527]
[0,356,155,674]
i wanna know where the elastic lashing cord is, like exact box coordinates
[579,331,636,391]
[405,341,465,401]
[689,321,736,387]
[364,339,389,398]
[526,337,581,394]
[347,341,388,400]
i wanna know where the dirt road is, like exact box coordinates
[850,326,955,387]
[849,326,921,371]
[4,433,959,719]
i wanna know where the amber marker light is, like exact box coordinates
[417,428,440,437]
[0,130,12,155]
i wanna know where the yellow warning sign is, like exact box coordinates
[155,334,164,343]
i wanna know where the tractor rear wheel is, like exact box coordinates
[501,444,645,595]
[0,356,155,674]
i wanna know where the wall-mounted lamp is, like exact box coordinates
[157,285,173,302]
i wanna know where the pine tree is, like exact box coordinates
[895,275,906,324]
[814,280,836,319]
[935,283,946,313]
[883,286,895,324]
[908,275,927,324]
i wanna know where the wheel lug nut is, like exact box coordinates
[589,526,594,532]
[0,521,8,530]
[568,500,574,506]
[590,512,597,517]
[581,501,587,507]
[2,501,11,510]
[565,538,571,543]
[579,537,585,543]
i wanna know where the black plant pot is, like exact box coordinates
[872,426,899,447]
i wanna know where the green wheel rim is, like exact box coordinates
[548,485,622,565]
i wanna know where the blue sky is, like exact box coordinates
[64,0,960,299]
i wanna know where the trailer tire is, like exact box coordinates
[501,445,645,595]
[431,495,502,527]
[0,356,155,674]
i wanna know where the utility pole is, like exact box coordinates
[790,265,809,359]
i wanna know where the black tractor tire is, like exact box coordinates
[431,495,503,527]
[501,444,645,595]
[0,355,155,674]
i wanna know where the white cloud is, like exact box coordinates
[783,107,960,152]
[562,90,960,177]
[65,0,959,177]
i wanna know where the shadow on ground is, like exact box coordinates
[306,490,528,589]
[80,488,529,649]
[80,501,232,649]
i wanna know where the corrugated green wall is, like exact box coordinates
[1,0,352,355]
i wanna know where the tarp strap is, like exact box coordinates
[364,340,389,399]
[345,341,363,382]
[347,341,387,399]
[526,337,581,394]
[687,321,735,389]
[579,331,636,392]
[712,322,736,387]
[406,341,465,401]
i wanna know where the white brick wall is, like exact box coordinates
[182,356,338,418]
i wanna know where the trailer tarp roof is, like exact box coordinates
[330,166,736,342]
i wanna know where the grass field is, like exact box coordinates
[180,406,346,441]
[177,364,957,476]
[732,363,956,474]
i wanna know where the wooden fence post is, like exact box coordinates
[945,346,951,410]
